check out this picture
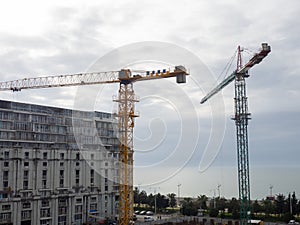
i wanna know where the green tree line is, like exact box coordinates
[180,192,300,222]
[134,188,300,222]
[133,187,177,212]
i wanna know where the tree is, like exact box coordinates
[147,193,155,208]
[167,193,177,208]
[197,195,208,210]
[139,190,148,205]
[275,194,285,216]
[181,198,198,216]
[261,198,275,218]
[209,208,219,217]
[291,192,297,215]
[228,198,239,220]
[252,200,262,215]
[156,193,169,209]
[216,197,226,211]
[134,187,140,206]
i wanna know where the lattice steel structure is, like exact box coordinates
[233,72,251,225]
[0,65,188,225]
[114,82,139,224]
[201,43,271,225]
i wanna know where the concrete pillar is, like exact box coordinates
[52,197,58,225]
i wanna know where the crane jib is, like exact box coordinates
[200,43,271,104]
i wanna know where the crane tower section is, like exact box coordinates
[233,47,251,223]
[114,79,139,225]
[200,43,271,225]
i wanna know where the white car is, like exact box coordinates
[144,216,154,222]
[146,211,154,215]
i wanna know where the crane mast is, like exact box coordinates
[201,43,271,225]
[0,65,188,225]
[234,46,251,224]
[114,81,138,225]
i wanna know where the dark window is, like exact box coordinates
[42,180,47,189]
[59,179,64,187]
[2,204,11,211]
[23,180,28,189]
[23,170,29,180]
[42,170,47,179]
[3,171,8,180]
[4,151,9,159]
[3,181,8,188]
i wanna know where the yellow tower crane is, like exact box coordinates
[0,65,189,225]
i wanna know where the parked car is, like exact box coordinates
[139,211,146,215]
[144,216,154,222]
[107,220,117,225]
[134,210,140,214]
[288,220,299,225]
[146,211,153,215]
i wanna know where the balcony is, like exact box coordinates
[21,211,31,220]
[40,211,51,218]
[0,212,12,223]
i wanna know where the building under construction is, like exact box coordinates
[0,99,119,225]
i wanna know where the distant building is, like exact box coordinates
[0,100,119,225]
[266,196,275,201]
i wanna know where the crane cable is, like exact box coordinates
[215,48,238,84]
[218,49,238,80]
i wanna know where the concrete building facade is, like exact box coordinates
[0,100,120,225]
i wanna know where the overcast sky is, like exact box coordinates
[0,0,299,200]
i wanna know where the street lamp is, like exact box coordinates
[177,184,182,207]
[150,186,160,215]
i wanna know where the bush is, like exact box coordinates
[282,213,294,223]
[209,208,219,217]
